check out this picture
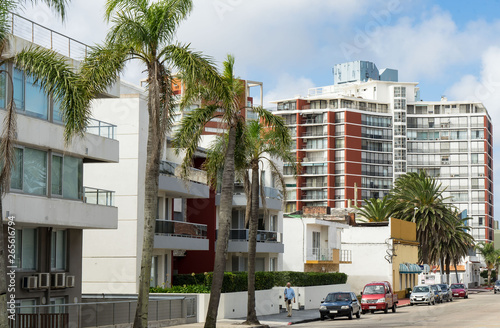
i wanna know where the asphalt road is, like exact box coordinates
[292,292,500,328]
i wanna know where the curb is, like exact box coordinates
[287,317,321,325]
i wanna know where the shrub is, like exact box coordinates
[166,271,348,294]
[480,270,497,282]
[150,284,210,293]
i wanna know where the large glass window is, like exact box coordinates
[51,155,63,196]
[63,156,83,200]
[53,100,64,123]
[11,147,47,195]
[51,230,67,271]
[14,228,38,270]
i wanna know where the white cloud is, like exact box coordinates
[263,73,315,109]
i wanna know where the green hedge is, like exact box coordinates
[165,271,347,294]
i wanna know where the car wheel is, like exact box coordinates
[348,310,353,320]
[495,290,497,294]
[370,310,375,314]
[410,303,414,306]
[356,309,361,319]
[330,315,335,320]
[361,310,367,315]
[465,294,468,299]
[320,314,325,321]
[392,303,396,313]
[450,297,453,301]
[432,299,436,305]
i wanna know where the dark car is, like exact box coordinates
[494,280,500,294]
[430,285,443,303]
[438,284,453,302]
[319,292,361,320]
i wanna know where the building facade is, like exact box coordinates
[273,60,493,244]
[1,21,118,321]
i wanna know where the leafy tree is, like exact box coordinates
[356,195,394,222]
[174,54,280,328]
[389,171,454,264]
[475,242,500,286]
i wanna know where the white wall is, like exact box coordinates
[283,217,305,271]
[340,225,392,293]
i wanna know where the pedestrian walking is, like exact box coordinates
[284,282,296,317]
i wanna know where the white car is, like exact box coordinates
[410,285,435,306]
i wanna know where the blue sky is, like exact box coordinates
[21,0,500,224]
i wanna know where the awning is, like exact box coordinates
[399,263,423,274]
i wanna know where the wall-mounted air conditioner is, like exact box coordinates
[66,275,76,288]
[38,273,50,289]
[51,273,66,288]
[22,276,37,289]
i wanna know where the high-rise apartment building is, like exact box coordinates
[273,61,493,243]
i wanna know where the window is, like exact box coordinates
[150,256,158,287]
[18,299,36,314]
[15,228,37,270]
[53,100,64,123]
[62,156,83,199]
[51,155,63,196]
[0,63,5,108]
[11,147,47,195]
[13,68,48,119]
[51,230,67,271]
[50,297,66,314]
[270,258,277,272]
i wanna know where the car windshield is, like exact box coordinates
[413,286,429,293]
[495,281,500,286]
[325,293,351,302]
[363,285,385,294]
[438,284,448,290]
[450,284,464,289]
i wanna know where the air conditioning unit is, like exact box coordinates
[66,275,76,288]
[38,273,50,289]
[22,276,37,289]
[51,273,66,289]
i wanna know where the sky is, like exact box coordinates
[19,0,500,224]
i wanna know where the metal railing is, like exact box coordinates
[86,118,117,140]
[12,297,196,328]
[84,187,115,206]
[9,12,89,60]
[341,249,352,262]
[155,220,207,238]
[218,229,282,243]
[307,247,333,261]
[232,184,283,200]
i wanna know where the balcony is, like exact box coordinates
[158,160,209,198]
[86,118,117,140]
[84,187,115,206]
[154,220,209,251]
[216,184,282,211]
[306,248,333,262]
[217,229,284,254]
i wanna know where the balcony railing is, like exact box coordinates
[341,249,352,263]
[306,247,332,261]
[86,118,117,140]
[9,12,89,60]
[84,187,115,206]
[218,229,282,243]
[231,184,282,200]
[155,220,207,238]
[159,160,207,185]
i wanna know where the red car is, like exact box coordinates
[450,283,468,298]
[360,281,397,314]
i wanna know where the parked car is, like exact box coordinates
[494,280,500,294]
[409,285,435,306]
[450,283,469,298]
[438,284,453,302]
[319,292,361,320]
[430,285,443,303]
[360,281,397,314]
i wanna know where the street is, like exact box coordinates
[292,293,500,328]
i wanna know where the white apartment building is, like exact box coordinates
[273,60,493,244]
[1,15,119,322]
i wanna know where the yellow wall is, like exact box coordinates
[391,218,417,242]
[391,218,419,297]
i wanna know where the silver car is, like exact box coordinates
[438,284,453,302]
[410,285,435,306]
[495,280,500,294]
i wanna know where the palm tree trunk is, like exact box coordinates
[0,195,8,327]
[445,256,451,285]
[454,257,459,283]
[487,268,492,286]
[134,65,163,328]
[244,162,260,325]
[205,126,237,328]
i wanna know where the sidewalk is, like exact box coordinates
[173,300,411,328]
[174,309,320,328]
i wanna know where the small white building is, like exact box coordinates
[283,207,350,273]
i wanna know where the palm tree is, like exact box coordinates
[86,1,222,327]
[174,55,280,328]
[389,171,454,264]
[475,242,500,286]
[203,120,296,324]
[356,195,394,222]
